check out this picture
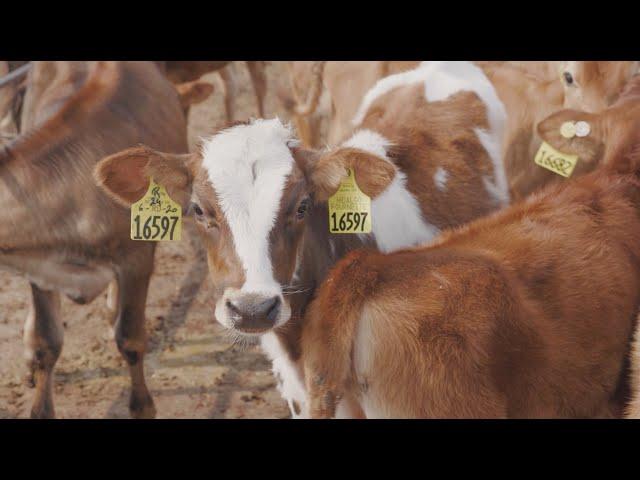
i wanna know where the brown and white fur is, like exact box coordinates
[280,61,420,148]
[302,155,640,418]
[1,61,188,418]
[94,61,509,418]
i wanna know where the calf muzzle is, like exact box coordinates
[225,294,281,332]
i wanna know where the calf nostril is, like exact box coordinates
[265,296,281,322]
[226,300,241,316]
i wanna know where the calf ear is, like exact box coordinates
[293,146,396,202]
[94,145,196,209]
[536,109,605,164]
[176,80,215,109]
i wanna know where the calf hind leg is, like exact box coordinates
[113,255,156,419]
[23,283,64,419]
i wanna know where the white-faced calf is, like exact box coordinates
[95,61,509,417]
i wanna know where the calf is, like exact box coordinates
[280,61,420,148]
[1,61,188,418]
[536,74,640,418]
[559,61,639,112]
[302,159,640,418]
[480,61,638,199]
[161,61,267,122]
[95,61,509,417]
[537,74,640,171]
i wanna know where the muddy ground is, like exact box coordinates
[0,62,300,418]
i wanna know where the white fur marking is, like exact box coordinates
[341,129,441,253]
[353,303,392,418]
[201,118,294,296]
[261,332,308,418]
[352,62,509,206]
[433,167,449,191]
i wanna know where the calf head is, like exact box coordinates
[559,61,639,112]
[537,108,605,164]
[95,118,395,336]
[537,99,640,172]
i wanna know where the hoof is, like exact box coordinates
[129,391,157,419]
[30,403,55,419]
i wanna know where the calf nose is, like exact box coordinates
[226,295,281,332]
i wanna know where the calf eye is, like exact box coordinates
[296,198,310,220]
[191,203,204,217]
[563,72,574,85]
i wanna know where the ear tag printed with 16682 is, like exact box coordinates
[131,178,182,241]
[534,141,579,178]
[328,168,372,234]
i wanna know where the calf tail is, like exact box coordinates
[302,249,380,418]
[626,319,640,418]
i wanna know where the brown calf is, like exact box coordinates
[480,61,638,199]
[95,61,509,417]
[1,61,187,418]
[559,61,639,112]
[161,61,267,122]
[303,159,640,417]
[536,74,640,418]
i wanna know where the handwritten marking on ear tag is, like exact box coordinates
[130,178,182,241]
[560,122,577,139]
[328,168,372,234]
[575,121,591,137]
[534,142,579,178]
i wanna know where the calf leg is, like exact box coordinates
[246,61,267,118]
[113,254,156,419]
[217,66,237,124]
[23,283,63,419]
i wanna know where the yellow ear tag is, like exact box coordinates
[130,178,182,241]
[328,168,372,234]
[534,142,579,178]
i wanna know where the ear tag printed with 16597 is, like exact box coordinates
[131,178,182,241]
[534,141,579,178]
[328,168,372,234]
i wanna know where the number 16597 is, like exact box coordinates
[330,212,368,232]
[133,215,179,240]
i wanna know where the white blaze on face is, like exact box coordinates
[201,118,295,298]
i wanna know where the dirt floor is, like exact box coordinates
[0,62,299,418]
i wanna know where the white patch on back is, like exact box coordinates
[433,167,449,191]
[352,61,509,206]
[261,332,308,418]
[341,129,441,253]
[370,170,440,253]
[353,302,393,419]
[342,129,388,157]
[201,118,295,296]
